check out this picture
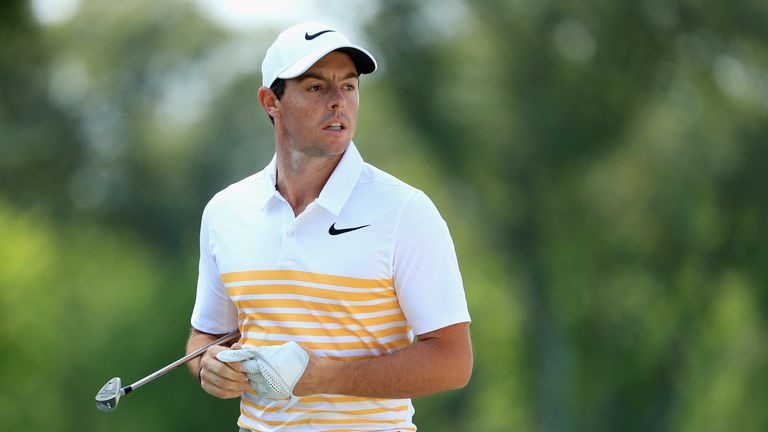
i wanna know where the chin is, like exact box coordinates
[302,140,349,158]
[326,138,352,153]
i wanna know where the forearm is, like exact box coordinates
[296,322,472,399]
[186,329,218,378]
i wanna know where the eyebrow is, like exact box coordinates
[297,71,359,82]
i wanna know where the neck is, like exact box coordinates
[275,145,344,216]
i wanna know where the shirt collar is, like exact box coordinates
[256,154,280,211]
[255,142,364,215]
[316,142,364,216]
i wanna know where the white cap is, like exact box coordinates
[261,22,377,88]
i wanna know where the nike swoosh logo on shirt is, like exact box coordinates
[328,223,370,236]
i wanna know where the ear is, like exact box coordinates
[258,86,280,119]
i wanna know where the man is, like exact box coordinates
[186,21,472,431]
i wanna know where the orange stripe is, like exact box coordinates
[235,298,401,314]
[222,269,392,288]
[229,347,398,361]
[227,284,396,301]
[238,311,407,327]
[240,409,406,426]
[241,337,411,352]
[324,429,416,432]
[242,324,408,339]
[323,429,416,432]
[242,398,409,415]
[298,395,386,403]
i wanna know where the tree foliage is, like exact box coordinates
[1,0,766,431]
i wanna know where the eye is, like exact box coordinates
[307,84,321,92]
[343,83,357,91]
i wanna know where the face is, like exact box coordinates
[271,51,360,158]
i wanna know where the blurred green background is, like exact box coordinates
[2,0,767,431]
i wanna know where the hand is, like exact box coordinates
[217,342,310,399]
[291,348,328,397]
[199,342,252,399]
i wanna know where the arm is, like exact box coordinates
[186,328,250,399]
[293,322,472,398]
[188,201,247,398]
[292,192,474,399]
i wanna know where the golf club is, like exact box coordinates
[95,330,239,412]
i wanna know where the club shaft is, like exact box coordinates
[126,330,239,392]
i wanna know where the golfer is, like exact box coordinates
[186,21,472,431]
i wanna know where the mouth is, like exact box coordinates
[323,122,345,132]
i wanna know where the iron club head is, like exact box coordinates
[93,331,238,412]
[95,377,125,412]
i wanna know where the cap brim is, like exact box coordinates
[337,47,376,75]
[277,45,377,81]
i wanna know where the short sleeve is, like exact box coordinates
[393,191,471,335]
[190,201,239,334]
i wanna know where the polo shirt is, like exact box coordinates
[191,142,470,431]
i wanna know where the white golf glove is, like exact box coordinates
[216,341,309,399]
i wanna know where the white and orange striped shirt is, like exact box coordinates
[191,143,470,431]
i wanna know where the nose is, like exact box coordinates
[328,86,346,111]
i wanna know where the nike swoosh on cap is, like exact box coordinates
[305,30,335,40]
[328,223,370,236]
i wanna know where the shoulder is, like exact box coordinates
[203,171,267,217]
[357,163,419,201]
[352,163,443,223]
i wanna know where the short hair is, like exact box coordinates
[267,79,285,125]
